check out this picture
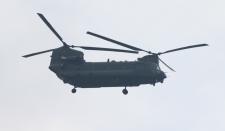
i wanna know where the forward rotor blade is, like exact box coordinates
[158,44,208,55]
[71,45,138,53]
[158,57,175,72]
[22,49,55,58]
[37,13,66,46]
[87,31,149,52]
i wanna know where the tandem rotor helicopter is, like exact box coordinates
[23,13,208,95]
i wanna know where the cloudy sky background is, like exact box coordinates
[1,0,225,131]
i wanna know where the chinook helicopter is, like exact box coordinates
[23,13,208,95]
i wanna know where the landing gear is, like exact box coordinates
[71,86,77,93]
[122,87,128,95]
[153,79,156,86]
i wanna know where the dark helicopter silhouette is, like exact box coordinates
[23,13,208,95]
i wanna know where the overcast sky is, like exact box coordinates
[1,0,225,131]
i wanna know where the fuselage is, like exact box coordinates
[49,47,166,88]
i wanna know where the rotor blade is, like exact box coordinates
[71,45,138,53]
[158,44,208,55]
[158,57,175,72]
[37,13,67,46]
[22,49,55,58]
[87,31,149,53]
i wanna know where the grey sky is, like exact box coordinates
[1,0,225,131]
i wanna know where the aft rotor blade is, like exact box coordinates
[37,13,67,46]
[71,45,138,53]
[158,57,175,72]
[87,31,149,52]
[158,44,208,55]
[22,49,55,58]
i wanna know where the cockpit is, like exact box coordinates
[49,47,85,72]
[52,47,84,62]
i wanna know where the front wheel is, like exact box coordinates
[71,88,77,93]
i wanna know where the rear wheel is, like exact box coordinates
[122,87,128,95]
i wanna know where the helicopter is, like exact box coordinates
[23,13,208,95]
